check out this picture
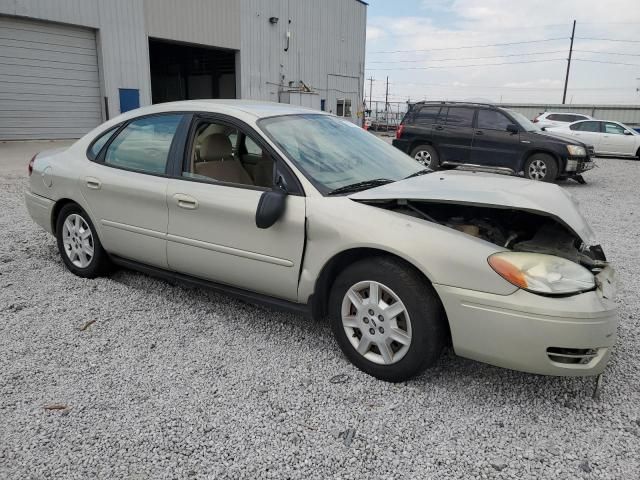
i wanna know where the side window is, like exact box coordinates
[184,120,273,189]
[445,107,475,128]
[88,126,118,161]
[572,121,600,132]
[604,122,625,135]
[104,114,182,174]
[414,106,440,124]
[477,109,512,131]
[546,114,561,121]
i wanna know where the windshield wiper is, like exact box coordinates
[327,178,394,196]
[404,169,431,179]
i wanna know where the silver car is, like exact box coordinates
[25,101,618,382]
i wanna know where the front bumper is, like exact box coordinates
[565,155,595,175]
[25,190,55,234]
[434,269,617,376]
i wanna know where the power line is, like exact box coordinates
[574,49,640,57]
[367,50,566,64]
[573,58,640,67]
[575,37,640,43]
[367,58,565,71]
[369,37,567,54]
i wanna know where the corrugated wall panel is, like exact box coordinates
[499,103,640,125]
[240,0,366,122]
[144,0,240,50]
[0,0,100,27]
[0,15,101,139]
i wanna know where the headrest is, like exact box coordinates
[200,133,232,162]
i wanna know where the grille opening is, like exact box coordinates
[547,347,599,365]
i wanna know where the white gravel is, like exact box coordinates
[1,159,639,479]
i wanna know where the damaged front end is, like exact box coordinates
[357,198,607,274]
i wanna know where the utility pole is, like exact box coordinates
[367,76,374,111]
[562,20,576,104]
[385,76,389,131]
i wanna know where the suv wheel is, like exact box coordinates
[55,203,111,278]
[410,145,439,170]
[329,257,447,382]
[524,153,558,182]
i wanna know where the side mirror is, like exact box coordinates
[623,130,632,135]
[506,124,519,134]
[255,189,287,229]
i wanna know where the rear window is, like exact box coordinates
[445,107,475,128]
[547,114,587,123]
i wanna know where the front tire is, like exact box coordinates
[329,257,447,382]
[524,153,558,182]
[410,144,440,170]
[55,203,111,278]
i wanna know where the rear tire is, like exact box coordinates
[524,153,558,182]
[55,203,111,278]
[329,257,447,382]
[410,144,440,170]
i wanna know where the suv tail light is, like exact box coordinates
[28,153,37,176]
[396,124,405,139]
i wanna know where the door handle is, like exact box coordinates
[174,193,198,210]
[435,125,444,131]
[85,177,101,190]
[475,130,484,135]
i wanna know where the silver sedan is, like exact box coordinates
[25,100,618,382]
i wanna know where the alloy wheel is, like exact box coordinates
[62,214,94,268]
[341,280,412,365]
[414,150,432,168]
[528,159,547,180]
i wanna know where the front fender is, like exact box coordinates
[298,197,517,303]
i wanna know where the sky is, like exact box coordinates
[364,0,640,105]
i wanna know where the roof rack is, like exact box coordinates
[411,100,498,108]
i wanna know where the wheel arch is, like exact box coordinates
[310,247,450,338]
[522,149,563,172]
[51,198,78,234]
[409,140,438,157]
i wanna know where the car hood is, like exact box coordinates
[350,170,597,245]
[528,129,587,147]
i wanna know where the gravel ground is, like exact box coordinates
[1,158,639,479]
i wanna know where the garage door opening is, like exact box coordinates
[149,39,236,104]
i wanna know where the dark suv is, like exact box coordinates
[392,101,594,182]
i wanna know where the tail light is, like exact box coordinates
[396,124,405,139]
[28,153,37,176]
[533,115,541,123]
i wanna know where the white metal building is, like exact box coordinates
[0,0,367,140]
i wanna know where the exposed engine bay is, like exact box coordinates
[361,199,607,272]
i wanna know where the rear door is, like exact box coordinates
[80,113,187,269]
[568,121,603,151]
[470,109,522,168]
[601,122,637,155]
[402,105,440,151]
[432,106,476,164]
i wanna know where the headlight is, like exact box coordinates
[488,252,595,295]
[566,145,586,156]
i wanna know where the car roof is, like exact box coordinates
[542,111,592,116]
[112,99,328,123]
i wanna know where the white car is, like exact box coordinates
[533,112,594,130]
[25,100,617,382]
[548,120,640,158]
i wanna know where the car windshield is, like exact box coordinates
[506,109,540,132]
[259,114,424,194]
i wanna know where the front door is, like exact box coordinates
[470,108,522,168]
[80,113,186,268]
[166,116,306,301]
[433,106,476,164]
[601,122,637,155]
